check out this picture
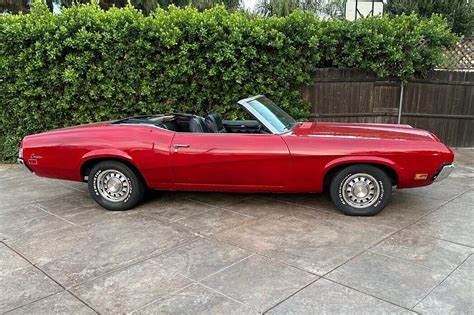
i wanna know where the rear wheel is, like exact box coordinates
[88,161,145,211]
[329,164,392,216]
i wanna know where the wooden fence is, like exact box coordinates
[301,68,474,147]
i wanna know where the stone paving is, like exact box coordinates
[0,149,473,314]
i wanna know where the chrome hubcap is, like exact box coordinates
[97,170,130,202]
[342,173,380,208]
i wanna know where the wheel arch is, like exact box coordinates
[322,159,400,192]
[80,155,148,188]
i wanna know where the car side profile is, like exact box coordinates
[18,95,454,216]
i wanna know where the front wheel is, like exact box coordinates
[329,164,392,216]
[88,161,145,211]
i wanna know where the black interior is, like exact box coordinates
[189,117,210,133]
[205,113,227,133]
[222,120,262,133]
[113,113,266,134]
[160,121,179,131]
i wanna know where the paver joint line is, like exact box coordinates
[411,253,474,309]
[63,235,201,290]
[0,242,100,314]
[367,250,446,273]
[129,282,196,313]
[319,277,418,313]
[198,253,256,282]
[196,282,255,310]
[261,277,321,314]
[3,291,63,314]
[1,149,472,313]
[318,181,473,279]
[35,204,78,226]
[201,231,322,277]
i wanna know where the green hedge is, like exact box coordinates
[0,1,457,161]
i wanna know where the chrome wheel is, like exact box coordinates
[96,169,130,202]
[341,173,380,208]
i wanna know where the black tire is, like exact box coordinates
[329,164,392,216]
[88,161,145,211]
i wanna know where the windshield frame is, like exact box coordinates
[237,95,297,134]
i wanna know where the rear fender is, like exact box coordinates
[79,149,136,178]
[81,149,134,164]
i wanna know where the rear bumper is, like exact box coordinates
[433,163,454,182]
[17,158,33,173]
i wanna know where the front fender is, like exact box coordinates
[322,156,402,182]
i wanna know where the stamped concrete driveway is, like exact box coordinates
[1,149,473,314]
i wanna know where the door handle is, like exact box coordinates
[173,144,190,152]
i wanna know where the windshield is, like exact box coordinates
[246,97,297,133]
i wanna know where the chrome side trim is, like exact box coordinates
[433,164,454,182]
[116,123,171,132]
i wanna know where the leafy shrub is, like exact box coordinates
[386,0,474,36]
[0,1,457,161]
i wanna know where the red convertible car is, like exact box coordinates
[18,95,454,216]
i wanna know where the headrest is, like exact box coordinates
[205,113,226,133]
[189,117,209,133]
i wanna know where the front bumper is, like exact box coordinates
[433,163,454,182]
[17,158,33,173]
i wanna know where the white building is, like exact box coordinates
[345,0,385,20]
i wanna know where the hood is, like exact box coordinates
[290,122,439,142]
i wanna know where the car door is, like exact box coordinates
[170,133,290,189]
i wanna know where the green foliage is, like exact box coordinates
[317,14,458,79]
[70,0,242,14]
[0,0,30,14]
[1,0,241,15]
[319,0,346,19]
[0,2,457,161]
[256,0,320,17]
[386,0,474,36]
[255,0,347,18]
